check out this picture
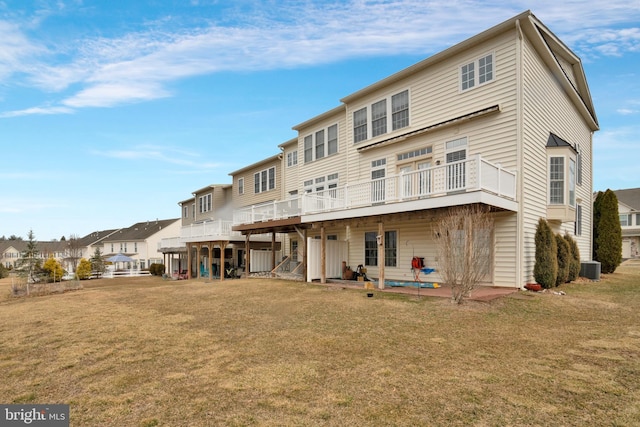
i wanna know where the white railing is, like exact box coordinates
[180,219,242,242]
[233,198,302,225]
[158,237,184,250]
[233,155,516,224]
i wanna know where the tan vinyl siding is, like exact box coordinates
[344,30,519,184]
[493,211,518,286]
[296,113,347,193]
[521,36,594,282]
[232,159,281,209]
[344,214,512,285]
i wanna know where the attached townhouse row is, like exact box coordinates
[159,10,599,289]
[2,219,180,274]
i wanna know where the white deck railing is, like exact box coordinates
[158,219,282,248]
[233,155,516,225]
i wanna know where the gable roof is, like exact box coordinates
[102,219,179,242]
[614,188,640,211]
[77,229,121,247]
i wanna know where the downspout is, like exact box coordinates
[515,18,525,288]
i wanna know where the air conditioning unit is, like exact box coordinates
[580,261,601,281]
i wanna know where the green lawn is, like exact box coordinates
[1,261,639,426]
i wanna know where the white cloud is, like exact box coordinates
[2,1,640,115]
[92,144,223,170]
[0,105,73,118]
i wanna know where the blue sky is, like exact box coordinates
[1,1,639,241]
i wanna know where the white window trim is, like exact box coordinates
[547,152,576,207]
[199,193,212,213]
[353,89,410,144]
[238,177,244,195]
[459,52,495,92]
[303,123,339,163]
[254,167,276,194]
[287,150,298,167]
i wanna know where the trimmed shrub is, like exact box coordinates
[594,189,622,273]
[534,218,558,289]
[555,234,570,286]
[76,258,92,280]
[149,263,165,276]
[564,233,581,282]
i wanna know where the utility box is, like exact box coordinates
[580,261,601,281]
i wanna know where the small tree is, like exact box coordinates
[43,256,65,283]
[433,204,494,304]
[16,229,42,290]
[594,189,622,274]
[76,258,92,280]
[534,218,557,289]
[564,233,581,282]
[0,264,8,279]
[555,234,570,286]
[90,248,106,278]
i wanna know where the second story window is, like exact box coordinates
[254,167,276,194]
[199,193,212,213]
[620,214,632,226]
[183,205,188,218]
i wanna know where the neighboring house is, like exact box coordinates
[1,240,73,272]
[613,188,640,259]
[229,10,598,288]
[101,219,180,270]
[0,241,25,269]
[76,229,121,263]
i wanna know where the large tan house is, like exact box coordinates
[163,11,598,288]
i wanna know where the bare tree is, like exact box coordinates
[433,205,494,304]
[67,234,82,273]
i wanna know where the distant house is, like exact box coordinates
[1,240,71,271]
[76,229,121,262]
[0,242,24,269]
[101,219,180,270]
[613,188,640,259]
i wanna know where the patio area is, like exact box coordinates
[324,279,519,301]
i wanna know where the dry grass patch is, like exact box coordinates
[1,264,640,426]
